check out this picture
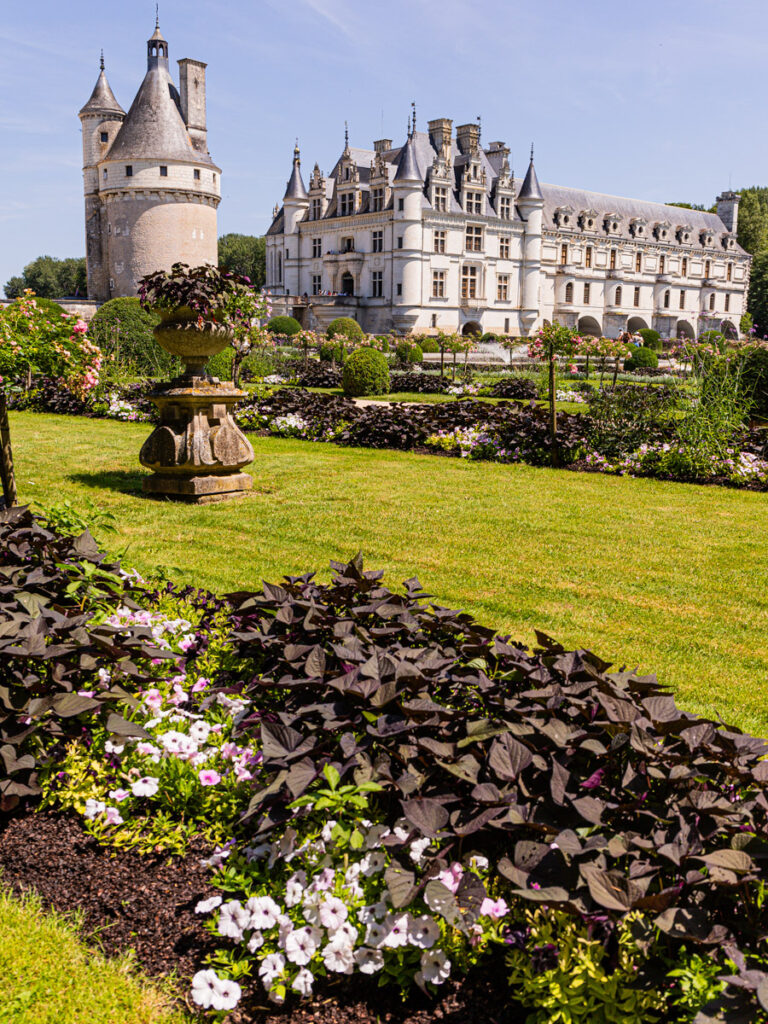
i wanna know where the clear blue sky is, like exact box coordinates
[1,0,766,291]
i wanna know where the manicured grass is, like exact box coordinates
[10,410,768,735]
[0,887,191,1024]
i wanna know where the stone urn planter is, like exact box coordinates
[139,313,254,503]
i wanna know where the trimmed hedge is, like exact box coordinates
[326,316,363,342]
[408,343,423,364]
[267,315,301,337]
[637,328,662,351]
[342,347,390,397]
[624,346,659,371]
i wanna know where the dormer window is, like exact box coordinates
[604,214,621,234]
[345,167,350,181]
[499,196,511,220]
[310,198,322,219]
[654,221,671,241]
[701,230,713,246]
[340,193,355,216]
[433,186,448,212]
[676,224,693,243]
[465,191,483,214]
[629,217,647,237]
[554,205,574,228]
[371,187,385,212]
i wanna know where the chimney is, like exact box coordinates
[456,123,479,155]
[716,190,740,234]
[428,117,452,154]
[178,58,208,153]
[373,138,392,154]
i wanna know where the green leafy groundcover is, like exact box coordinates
[3,505,768,1021]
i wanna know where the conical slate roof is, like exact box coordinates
[107,61,215,166]
[284,147,308,200]
[518,154,543,201]
[79,67,125,117]
[393,133,421,183]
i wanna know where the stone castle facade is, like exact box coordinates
[78,20,220,302]
[266,119,749,338]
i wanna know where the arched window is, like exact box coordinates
[664,289,670,308]
[615,286,622,306]
[709,293,715,310]
[564,282,573,303]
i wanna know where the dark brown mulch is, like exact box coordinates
[0,809,522,1024]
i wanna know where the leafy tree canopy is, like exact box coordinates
[735,187,768,256]
[4,256,86,300]
[218,234,266,290]
[665,201,716,212]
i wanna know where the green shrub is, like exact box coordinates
[326,316,363,342]
[407,343,423,364]
[342,346,390,396]
[481,332,499,343]
[319,341,344,363]
[88,297,168,378]
[206,346,234,380]
[23,297,68,320]
[267,315,301,337]
[375,335,390,353]
[624,346,658,371]
[420,337,439,353]
[742,345,768,419]
[637,328,661,351]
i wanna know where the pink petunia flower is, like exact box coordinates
[199,769,221,786]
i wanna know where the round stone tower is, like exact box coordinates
[79,20,221,301]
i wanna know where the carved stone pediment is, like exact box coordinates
[653,220,671,240]
[629,217,648,237]
[579,208,598,230]
[676,223,693,243]
[603,212,622,233]
[553,205,575,227]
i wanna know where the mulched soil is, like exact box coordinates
[0,809,522,1024]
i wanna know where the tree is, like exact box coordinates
[3,255,86,299]
[218,234,266,289]
[666,201,715,212]
[736,187,768,256]
[747,251,768,338]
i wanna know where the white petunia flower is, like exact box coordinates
[246,895,281,931]
[309,867,335,893]
[199,844,232,869]
[318,896,348,930]
[104,740,124,756]
[217,900,251,940]
[190,969,220,1009]
[277,913,294,948]
[135,743,161,760]
[285,870,307,907]
[409,837,431,865]
[382,913,411,948]
[247,931,265,952]
[189,720,210,744]
[359,901,388,925]
[320,819,338,843]
[103,806,123,826]
[409,915,440,949]
[302,892,322,924]
[291,967,314,997]
[364,921,388,947]
[354,947,384,974]
[258,952,286,988]
[285,925,322,966]
[468,854,489,872]
[212,977,242,1011]
[421,948,451,985]
[84,798,106,819]
[159,731,198,758]
[244,843,271,862]
[195,895,223,914]
[334,920,358,944]
[131,776,159,798]
[360,851,386,876]
[322,940,355,974]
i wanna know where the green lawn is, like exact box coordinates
[0,887,191,1024]
[10,410,768,735]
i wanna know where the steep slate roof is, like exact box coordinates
[518,157,543,201]
[393,134,422,182]
[106,61,216,166]
[539,183,744,252]
[79,68,125,117]
[284,152,308,200]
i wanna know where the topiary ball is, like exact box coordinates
[267,315,301,337]
[87,296,168,377]
[638,328,662,351]
[624,346,659,371]
[342,347,390,397]
[407,343,423,364]
[420,338,439,353]
[326,317,363,342]
[395,340,412,365]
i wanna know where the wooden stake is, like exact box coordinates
[0,391,17,508]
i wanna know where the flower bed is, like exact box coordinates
[5,505,768,1022]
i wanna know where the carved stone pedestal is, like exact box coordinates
[140,378,254,503]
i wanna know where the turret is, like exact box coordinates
[517,146,544,334]
[283,142,309,295]
[392,126,423,328]
[178,58,209,155]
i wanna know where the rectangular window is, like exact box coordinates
[100,131,108,143]
[342,237,354,253]
[499,236,510,259]
[311,274,322,295]
[583,283,591,304]
[125,165,133,177]
[725,293,730,311]
[465,225,483,252]
[433,230,446,254]
[466,191,482,214]
[709,293,715,311]
[504,317,510,333]
[396,283,402,296]
[659,254,665,274]
[680,290,685,309]
[681,257,688,277]
[372,230,383,253]
[727,263,733,281]
[664,290,670,308]
[432,270,445,298]
[398,198,404,211]
[371,187,384,212]
[312,238,322,258]
[705,259,711,278]
[634,286,640,307]
[431,314,438,328]
[310,198,322,219]
[461,265,478,299]
[560,244,568,265]
[635,252,642,273]
[610,249,617,270]
[160,165,168,177]
[103,168,107,179]
[340,193,354,216]
[397,236,403,249]
[433,186,448,212]
[372,270,383,298]
[194,168,200,180]
[499,196,511,220]
[497,274,509,302]
[585,246,592,268]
